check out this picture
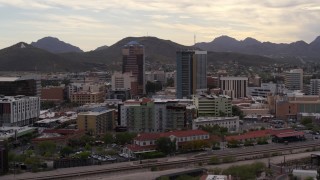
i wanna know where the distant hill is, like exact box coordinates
[94,45,108,51]
[60,36,194,64]
[196,35,320,57]
[31,37,83,53]
[0,36,290,72]
[0,42,100,72]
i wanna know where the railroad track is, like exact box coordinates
[19,142,320,180]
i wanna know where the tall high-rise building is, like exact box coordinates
[219,77,248,99]
[285,69,303,91]
[122,41,145,95]
[176,50,207,99]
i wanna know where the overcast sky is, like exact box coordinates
[0,0,320,51]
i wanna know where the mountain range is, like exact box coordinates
[1,35,316,72]
[31,37,83,53]
[196,35,320,57]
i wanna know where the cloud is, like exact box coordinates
[0,0,320,50]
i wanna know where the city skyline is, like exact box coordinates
[0,0,320,51]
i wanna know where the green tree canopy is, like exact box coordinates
[115,132,136,145]
[103,133,114,144]
[60,146,73,156]
[37,141,56,156]
[232,106,244,119]
[301,117,313,126]
[156,137,176,155]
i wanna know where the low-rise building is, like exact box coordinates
[123,129,209,155]
[70,91,104,105]
[31,129,85,145]
[77,108,115,135]
[193,116,239,132]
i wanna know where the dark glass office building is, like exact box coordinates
[176,50,207,99]
[122,41,145,95]
[0,76,40,96]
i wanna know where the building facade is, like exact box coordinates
[176,50,207,99]
[193,94,232,117]
[124,130,210,155]
[0,140,8,174]
[310,79,320,95]
[192,116,239,132]
[41,86,65,102]
[120,98,195,133]
[0,76,41,96]
[77,108,115,135]
[285,69,303,91]
[70,92,104,105]
[111,71,138,97]
[219,77,248,99]
[122,41,145,95]
[0,95,40,126]
[120,98,155,132]
[248,83,286,98]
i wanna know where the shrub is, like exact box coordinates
[151,166,158,171]
[209,156,220,165]
[222,156,236,163]
[140,151,166,159]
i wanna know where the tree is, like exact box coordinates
[166,78,174,87]
[301,117,313,126]
[156,137,176,155]
[232,106,244,119]
[223,162,266,180]
[84,143,92,151]
[146,81,162,94]
[75,151,91,159]
[317,167,320,180]
[103,133,114,144]
[37,141,56,156]
[209,156,220,165]
[60,146,73,156]
[227,139,240,148]
[181,140,210,151]
[115,132,136,145]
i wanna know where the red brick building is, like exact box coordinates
[41,86,64,102]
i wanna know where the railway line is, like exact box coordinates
[15,141,320,180]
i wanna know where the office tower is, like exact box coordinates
[122,41,145,95]
[0,75,41,96]
[219,77,248,99]
[285,69,303,91]
[309,79,320,95]
[176,50,207,99]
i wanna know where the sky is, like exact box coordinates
[0,0,320,51]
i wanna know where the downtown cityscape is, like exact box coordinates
[1,1,320,180]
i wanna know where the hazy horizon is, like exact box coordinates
[1,0,320,51]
